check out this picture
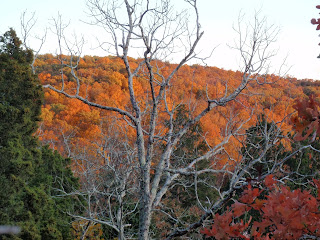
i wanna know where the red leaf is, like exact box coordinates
[233,201,250,218]
[200,227,216,237]
[291,95,320,141]
[239,184,261,204]
[251,198,266,210]
[311,18,318,24]
[265,174,277,188]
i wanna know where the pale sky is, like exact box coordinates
[1,0,319,80]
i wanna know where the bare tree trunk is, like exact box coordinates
[138,201,152,240]
[23,0,292,239]
[135,124,151,239]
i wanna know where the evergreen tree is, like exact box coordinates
[0,29,79,240]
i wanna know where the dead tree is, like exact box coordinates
[22,0,301,239]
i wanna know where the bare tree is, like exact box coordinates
[23,0,306,239]
[41,114,139,240]
[42,0,282,239]
[20,11,47,73]
[71,119,139,240]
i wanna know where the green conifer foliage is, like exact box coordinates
[0,29,78,240]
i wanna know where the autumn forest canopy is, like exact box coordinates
[2,0,320,239]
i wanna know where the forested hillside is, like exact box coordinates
[36,55,291,152]
[35,54,320,239]
[36,54,312,162]
[2,0,320,239]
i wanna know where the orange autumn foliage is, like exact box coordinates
[34,54,320,238]
[36,54,315,169]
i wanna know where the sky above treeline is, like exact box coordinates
[1,0,319,80]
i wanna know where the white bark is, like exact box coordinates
[23,1,300,239]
